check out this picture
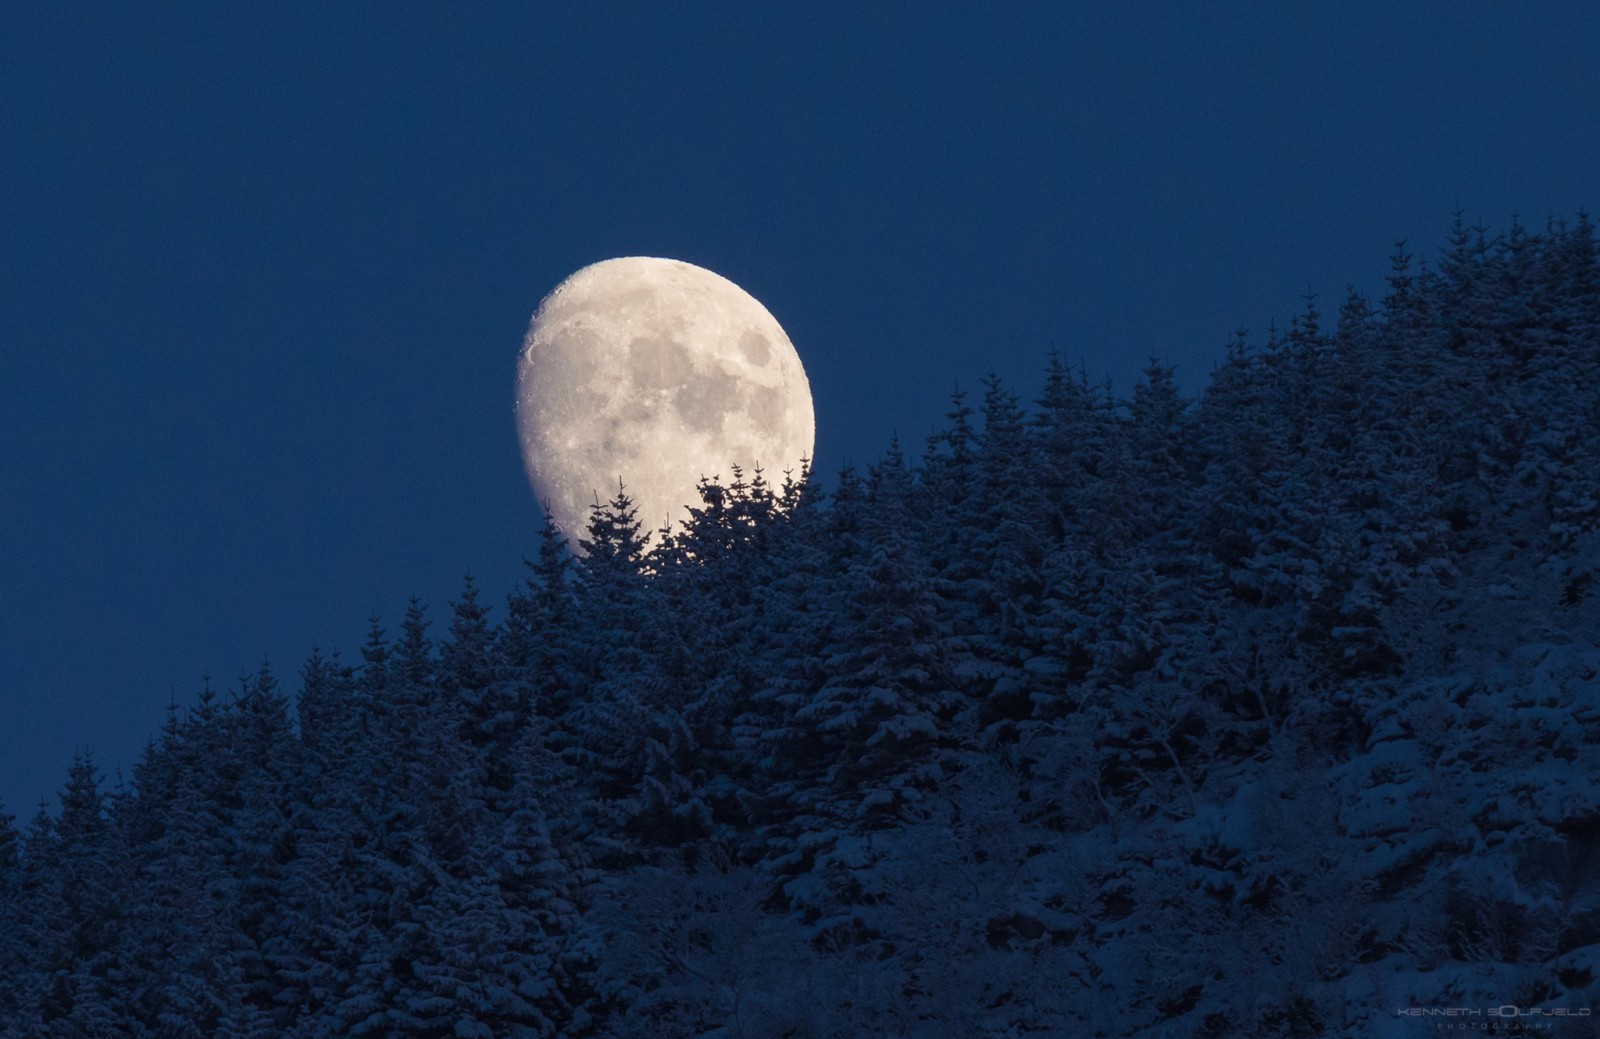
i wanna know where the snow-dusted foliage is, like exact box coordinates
[3,216,1599,1036]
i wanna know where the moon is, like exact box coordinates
[515,257,815,548]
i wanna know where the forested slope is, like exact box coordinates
[3,216,1598,1037]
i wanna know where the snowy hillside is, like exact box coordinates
[2,215,1597,1037]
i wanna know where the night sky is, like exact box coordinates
[3,4,1597,815]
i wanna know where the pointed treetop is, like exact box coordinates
[450,572,491,640]
[396,595,433,687]
[579,478,651,575]
[778,455,821,514]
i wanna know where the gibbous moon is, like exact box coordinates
[516,257,815,547]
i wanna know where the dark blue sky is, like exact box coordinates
[3,4,1596,813]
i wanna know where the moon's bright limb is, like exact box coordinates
[516,257,815,547]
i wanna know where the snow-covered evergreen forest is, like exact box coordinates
[3,217,1599,1037]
